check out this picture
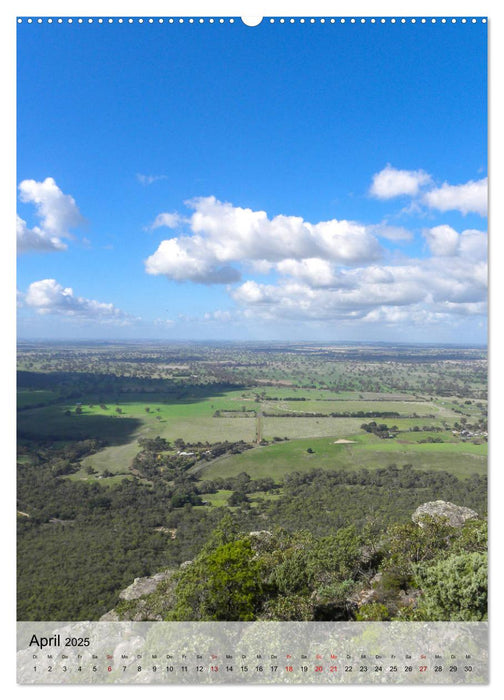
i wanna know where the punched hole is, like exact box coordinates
[241,17,263,27]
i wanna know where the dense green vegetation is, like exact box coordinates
[17,341,487,621]
[114,514,487,623]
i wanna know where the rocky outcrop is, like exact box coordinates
[412,500,478,528]
[119,570,174,601]
[99,569,177,621]
[350,573,382,607]
[249,530,273,554]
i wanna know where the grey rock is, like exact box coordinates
[412,500,478,528]
[119,570,175,601]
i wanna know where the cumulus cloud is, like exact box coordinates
[16,214,68,253]
[21,279,133,324]
[145,196,382,284]
[370,167,487,218]
[424,178,487,216]
[230,251,487,325]
[423,225,487,259]
[145,238,242,283]
[275,258,337,287]
[423,225,460,257]
[370,165,432,199]
[361,305,447,325]
[17,177,83,253]
[458,229,488,260]
[440,301,487,316]
[143,186,487,331]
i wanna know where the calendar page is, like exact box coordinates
[16,8,488,685]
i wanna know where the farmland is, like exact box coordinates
[17,341,487,621]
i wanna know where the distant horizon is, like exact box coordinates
[16,337,488,349]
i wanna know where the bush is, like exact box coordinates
[414,551,487,621]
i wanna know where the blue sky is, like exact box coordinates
[16,16,488,343]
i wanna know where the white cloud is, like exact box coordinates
[16,215,68,253]
[145,237,241,284]
[143,188,487,332]
[423,178,487,216]
[370,165,432,199]
[203,310,233,322]
[423,225,460,256]
[232,280,278,306]
[361,305,447,325]
[369,223,414,242]
[17,177,83,253]
[148,212,182,230]
[441,301,487,316]
[459,229,488,260]
[371,168,487,217]
[423,225,487,259]
[145,196,382,284]
[230,252,487,325]
[21,279,133,323]
[275,258,337,287]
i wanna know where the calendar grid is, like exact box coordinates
[17,621,488,684]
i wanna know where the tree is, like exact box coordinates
[169,539,263,621]
[228,491,249,506]
[270,549,312,595]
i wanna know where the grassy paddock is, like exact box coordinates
[18,387,486,479]
[17,406,142,444]
[17,389,60,408]
[264,399,442,416]
[262,417,365,440]
[198,435,486,481]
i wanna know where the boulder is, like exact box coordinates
[412,500,478,528]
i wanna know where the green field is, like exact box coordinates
[196,434,486,481]
[17,369,486,485]
[262,398,441,415]
[17,389,60,408]
[262,416,364,440]
[17,390,256,440]
[18,385,487,482]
